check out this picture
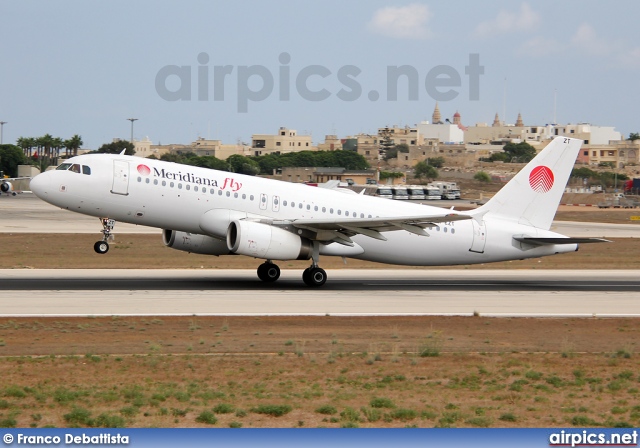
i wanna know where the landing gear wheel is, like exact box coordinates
[257,262,280,282]
[94,241,109,254]
[303,267,327,287]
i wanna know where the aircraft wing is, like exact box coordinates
[273,212,471,245]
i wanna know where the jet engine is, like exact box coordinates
[1,181,16,195]
[226,220,312,260]
[162,229,230,255]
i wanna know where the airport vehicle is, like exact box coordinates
[407,186,426,201]
[428,181,461,200]
[424,185,442,200]
[391,186,409,200]
[29,137,606,287]
[374,186,393,199]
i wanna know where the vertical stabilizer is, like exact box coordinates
[475,137,582,230]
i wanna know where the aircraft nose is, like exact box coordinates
[29,172,50,199]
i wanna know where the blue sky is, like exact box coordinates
[1,1,639,149]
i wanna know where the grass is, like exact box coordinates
[251,404,292,417]
[0,315,639,427]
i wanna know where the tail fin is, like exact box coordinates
[475,137,582,230]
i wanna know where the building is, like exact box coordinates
[578,140,640,168]
[150,138,250,160]
[251,127,315,156]
[417,104,465,144]
[279,166,377,185]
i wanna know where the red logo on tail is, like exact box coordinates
[529,166,554,193]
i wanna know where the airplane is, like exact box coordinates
[1,177,29,196]
[28,137,606,286]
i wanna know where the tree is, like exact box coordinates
[64,135,83,157]
[427,156,445,168]
[95,140,135,156]
[501,141,537,163]
[473,171,491,182]
[227,154,260,176]
[571,167,597,179]
[628,132,640,141]
[414,161,438,180]
[0,144,27,177]
[383,144,409,161]
[16,137,36,158]
[485,142,537,163]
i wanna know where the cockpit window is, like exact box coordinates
[82,165,91,175]
[56,163,72,171]
[70,164,81,173]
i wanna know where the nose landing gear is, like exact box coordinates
[94,218,116,254]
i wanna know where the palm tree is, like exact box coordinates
[64,134,83,157]
[16,137,36,158]
[35,134,54,171]
[51,137,64,165]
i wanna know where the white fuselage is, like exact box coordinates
[30,154,577,266]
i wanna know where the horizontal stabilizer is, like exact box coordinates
[513,237,611,246]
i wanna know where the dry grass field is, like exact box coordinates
[0,316,639,428]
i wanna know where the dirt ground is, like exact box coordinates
[0,316,639,428]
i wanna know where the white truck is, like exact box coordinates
[428,181,461,200]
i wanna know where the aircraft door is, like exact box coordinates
[272,195,280,212]
[469,220,487,253]
[111,160,130,196]
[259,193,268,211]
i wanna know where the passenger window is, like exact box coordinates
[178,184,183,189]
[360,213,364,218]
[242,194,246,200]
[137,177,142,182]
[307,205,310,210]
[314,206,318,211]
[299,203,303,209]
[337,210,341,215]
[234,193,238,198]
[82,166,91,175]
[145,178,150,184]
[345,211,349,217]
[330,208,333,214]
[186,185,190,191]
[250,195,254,201]
[170,182,174,188]
[283,201,288,206]
[194,186,198,192]
[226,191,230,197]
[218,190,222,196]
[153,179,158,185]
[322,207,326,213]
[162,181,166,186]
[291,202,295,207]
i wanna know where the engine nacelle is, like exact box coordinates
[226,220,312,261]
[1,181,15,195]
[162,229,230,256]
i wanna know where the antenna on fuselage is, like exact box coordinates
[119,149,126,155]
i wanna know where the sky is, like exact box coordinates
[1,0,639,149]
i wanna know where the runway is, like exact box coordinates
[1,269,639,317]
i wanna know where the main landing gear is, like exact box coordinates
[256,243,327,287]
[257,261,281,282]
[94,218,116,254]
